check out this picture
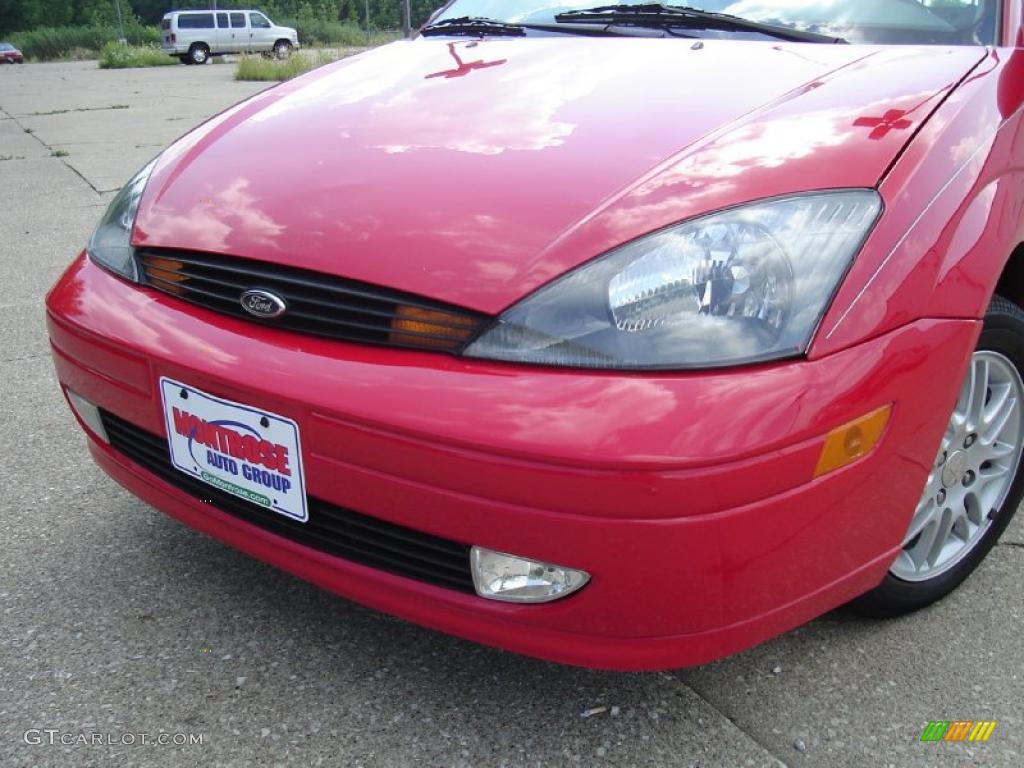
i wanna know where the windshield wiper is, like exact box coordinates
[554,4,847,44]
[421,16,527,37]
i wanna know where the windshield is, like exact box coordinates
[432,0,1000,45]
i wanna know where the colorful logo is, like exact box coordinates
[160,377,307,523]
[920,721,997,742]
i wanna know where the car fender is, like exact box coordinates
[813,48,1024,359]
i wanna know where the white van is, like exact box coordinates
[160,10,299,64]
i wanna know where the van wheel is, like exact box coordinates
[188,43,209,65]
[178,55,192,65]
[273,40,293,59]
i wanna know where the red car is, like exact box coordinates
[0,43,24,63]
[47,0,1024,670]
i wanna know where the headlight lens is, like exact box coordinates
[86,159,157,282]
[465,190,882,370]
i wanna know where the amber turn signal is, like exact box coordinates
[141,255,189,295]
[390,305,478,350]
[814,405,892,478]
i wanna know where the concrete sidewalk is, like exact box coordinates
[1,59,1020,768]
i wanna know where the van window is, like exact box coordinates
[177,13,215,29]
[249,13,272,29]
[230,12,246,28]
[217,12,228,28]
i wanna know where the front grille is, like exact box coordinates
[137,248,488,354]
[100,410,475,594]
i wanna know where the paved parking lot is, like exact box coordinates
[1,59,1022,768]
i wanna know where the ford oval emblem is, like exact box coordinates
[240,289,287,319]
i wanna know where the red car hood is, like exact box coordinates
[136,38,984,313]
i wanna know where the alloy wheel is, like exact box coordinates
[891,350,1024,582]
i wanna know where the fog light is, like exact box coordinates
[66,388,108,443]
[470,547,590,603]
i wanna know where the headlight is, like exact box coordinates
[86,159,157,282]
[465,190,882,370]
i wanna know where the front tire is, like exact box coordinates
[853,295,1024,617]
[273,40,293,59]
[188,43,209,65]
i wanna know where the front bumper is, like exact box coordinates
[46,254,980,669]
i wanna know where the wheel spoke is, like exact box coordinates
[950,512,970,543]
[982,395,1018,444]
[903,497,939,546]
[978,462,1011,483]
[966,358,990,432]
[926,509,956,568]
[982,382,1012,426]
[975,479,1003,518]
[965,488,987,525]
[980,440,1015,462]
[907,518,941,570]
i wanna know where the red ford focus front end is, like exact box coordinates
[46,1,1024,670]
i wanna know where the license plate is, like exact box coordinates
[159,377,308,523]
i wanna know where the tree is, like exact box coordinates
[0,0,448,34]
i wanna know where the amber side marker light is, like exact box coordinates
[814,405,893,478]
[390,305,479,350]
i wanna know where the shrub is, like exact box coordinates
[10,24,160,61]
[274,17,401,47]
[98,42,177,69]
[235,50,338,82]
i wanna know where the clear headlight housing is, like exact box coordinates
[465,190,882,370]
[86,159,157,282]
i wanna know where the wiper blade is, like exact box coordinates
[421,16,527,37]
[554,4,847,44]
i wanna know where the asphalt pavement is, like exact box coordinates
[1,59,1021,768]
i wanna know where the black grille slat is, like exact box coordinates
[137,248,488,352]
[279,308,473,343]
[148,264,466,328]
[101,411,475,593]
[105,415,469,562]
[176,261,455,315]
[155,252,440,310]
[153,265,418,322]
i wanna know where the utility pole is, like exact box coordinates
[403,0,412,38]
[113,0,126,43]
[364,0,371,44]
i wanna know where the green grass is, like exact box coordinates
[98,42,177,69]
[275,18,402,47]
[50,149,69,158]
[10,24,159,61]
[235,50,339,82]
